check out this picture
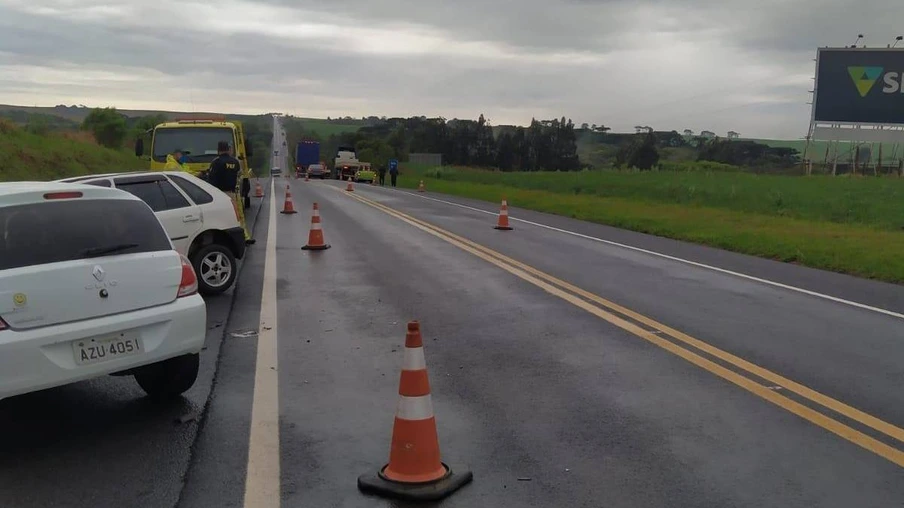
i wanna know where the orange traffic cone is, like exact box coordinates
[254,180,264,198]
[493,198,513,230]
[417,180,425,192]
[358,321,472,501]
[280,184,298,214]
[346,176,355,192]
[305,172,310,182]
[301,203,331,250]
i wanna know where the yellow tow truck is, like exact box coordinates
[135,117,255,208]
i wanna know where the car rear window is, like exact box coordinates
[114,179,191,211]
[169,174,214,204]
[0,199,172,270]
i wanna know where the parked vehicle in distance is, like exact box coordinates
[306,163,328,179]
[355,163,376,183]
[271,166,282,177]
[334,146,359,180]
[56,171,246,295]
[0,182,207,401]
[295,140,320,175]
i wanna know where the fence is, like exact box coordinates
[408,153,443,167]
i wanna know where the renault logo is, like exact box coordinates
[92,265,106,282]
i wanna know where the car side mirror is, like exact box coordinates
[135,139,144,157]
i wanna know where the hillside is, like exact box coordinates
[0,104,274,125]
[0,119,145,182]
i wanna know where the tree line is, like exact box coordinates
[5,106,803,172]
[284,114,583,172]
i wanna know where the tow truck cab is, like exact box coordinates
[135,117,255,207]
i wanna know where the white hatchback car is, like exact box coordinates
[57,171,247,295]
[0,182,207,401]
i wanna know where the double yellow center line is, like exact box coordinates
[338,188,904,467]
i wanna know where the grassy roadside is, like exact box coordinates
[396,166,904,284]
[0,120,145,182]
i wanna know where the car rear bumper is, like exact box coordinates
[0,294,206,400]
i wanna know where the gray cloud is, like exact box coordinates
[1,0,902,138]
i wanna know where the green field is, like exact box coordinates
[397,165,904,283]
[0,120,145,182]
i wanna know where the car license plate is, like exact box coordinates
[72,334,143,366]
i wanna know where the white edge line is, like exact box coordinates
[385,188,904,321]
[243,177,281,507]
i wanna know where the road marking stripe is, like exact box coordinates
[343,189,904,468]
[383,207,904,446]
[391,189,904,321]
[243,178,281,507]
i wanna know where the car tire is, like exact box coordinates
[134,353,200,399]
[191,243,238,296]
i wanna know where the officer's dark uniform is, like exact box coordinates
[209,144,254,244]
[389,163,399,187]
[378,165,387,186]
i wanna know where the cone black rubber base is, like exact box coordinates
[280,210,298,214]
[301,244,331,250]
[493,225,514,230]
[357,463,472,502]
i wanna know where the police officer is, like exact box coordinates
[209,141,255,245]
[164,149,187,171]
[378,164,387,186]
[389,160,399,187]
[164,149,203,177]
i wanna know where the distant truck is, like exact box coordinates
[295,141,320,175]
[334,145,361,180]
[135,117,255,208]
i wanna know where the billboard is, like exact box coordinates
[813,48,904,125]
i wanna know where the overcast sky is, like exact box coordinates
[0,0,900,138]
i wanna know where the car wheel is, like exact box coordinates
[134,353,199,399]
[191,243,237,296]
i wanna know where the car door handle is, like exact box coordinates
[183,214,200,223]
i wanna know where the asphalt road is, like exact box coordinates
[4,116,904,508]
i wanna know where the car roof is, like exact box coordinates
[0,181,141,207]
[57,170,188,183]
[59,171,217,186]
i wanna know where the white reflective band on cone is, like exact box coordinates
[402,346,427,371]
[311,223,321,230]
[396,394,434,421]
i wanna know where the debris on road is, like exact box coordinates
[230,330,258,339]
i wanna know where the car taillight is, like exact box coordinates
[44,191,83,200]
[178,254,199,298]
[0,317,8,331]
